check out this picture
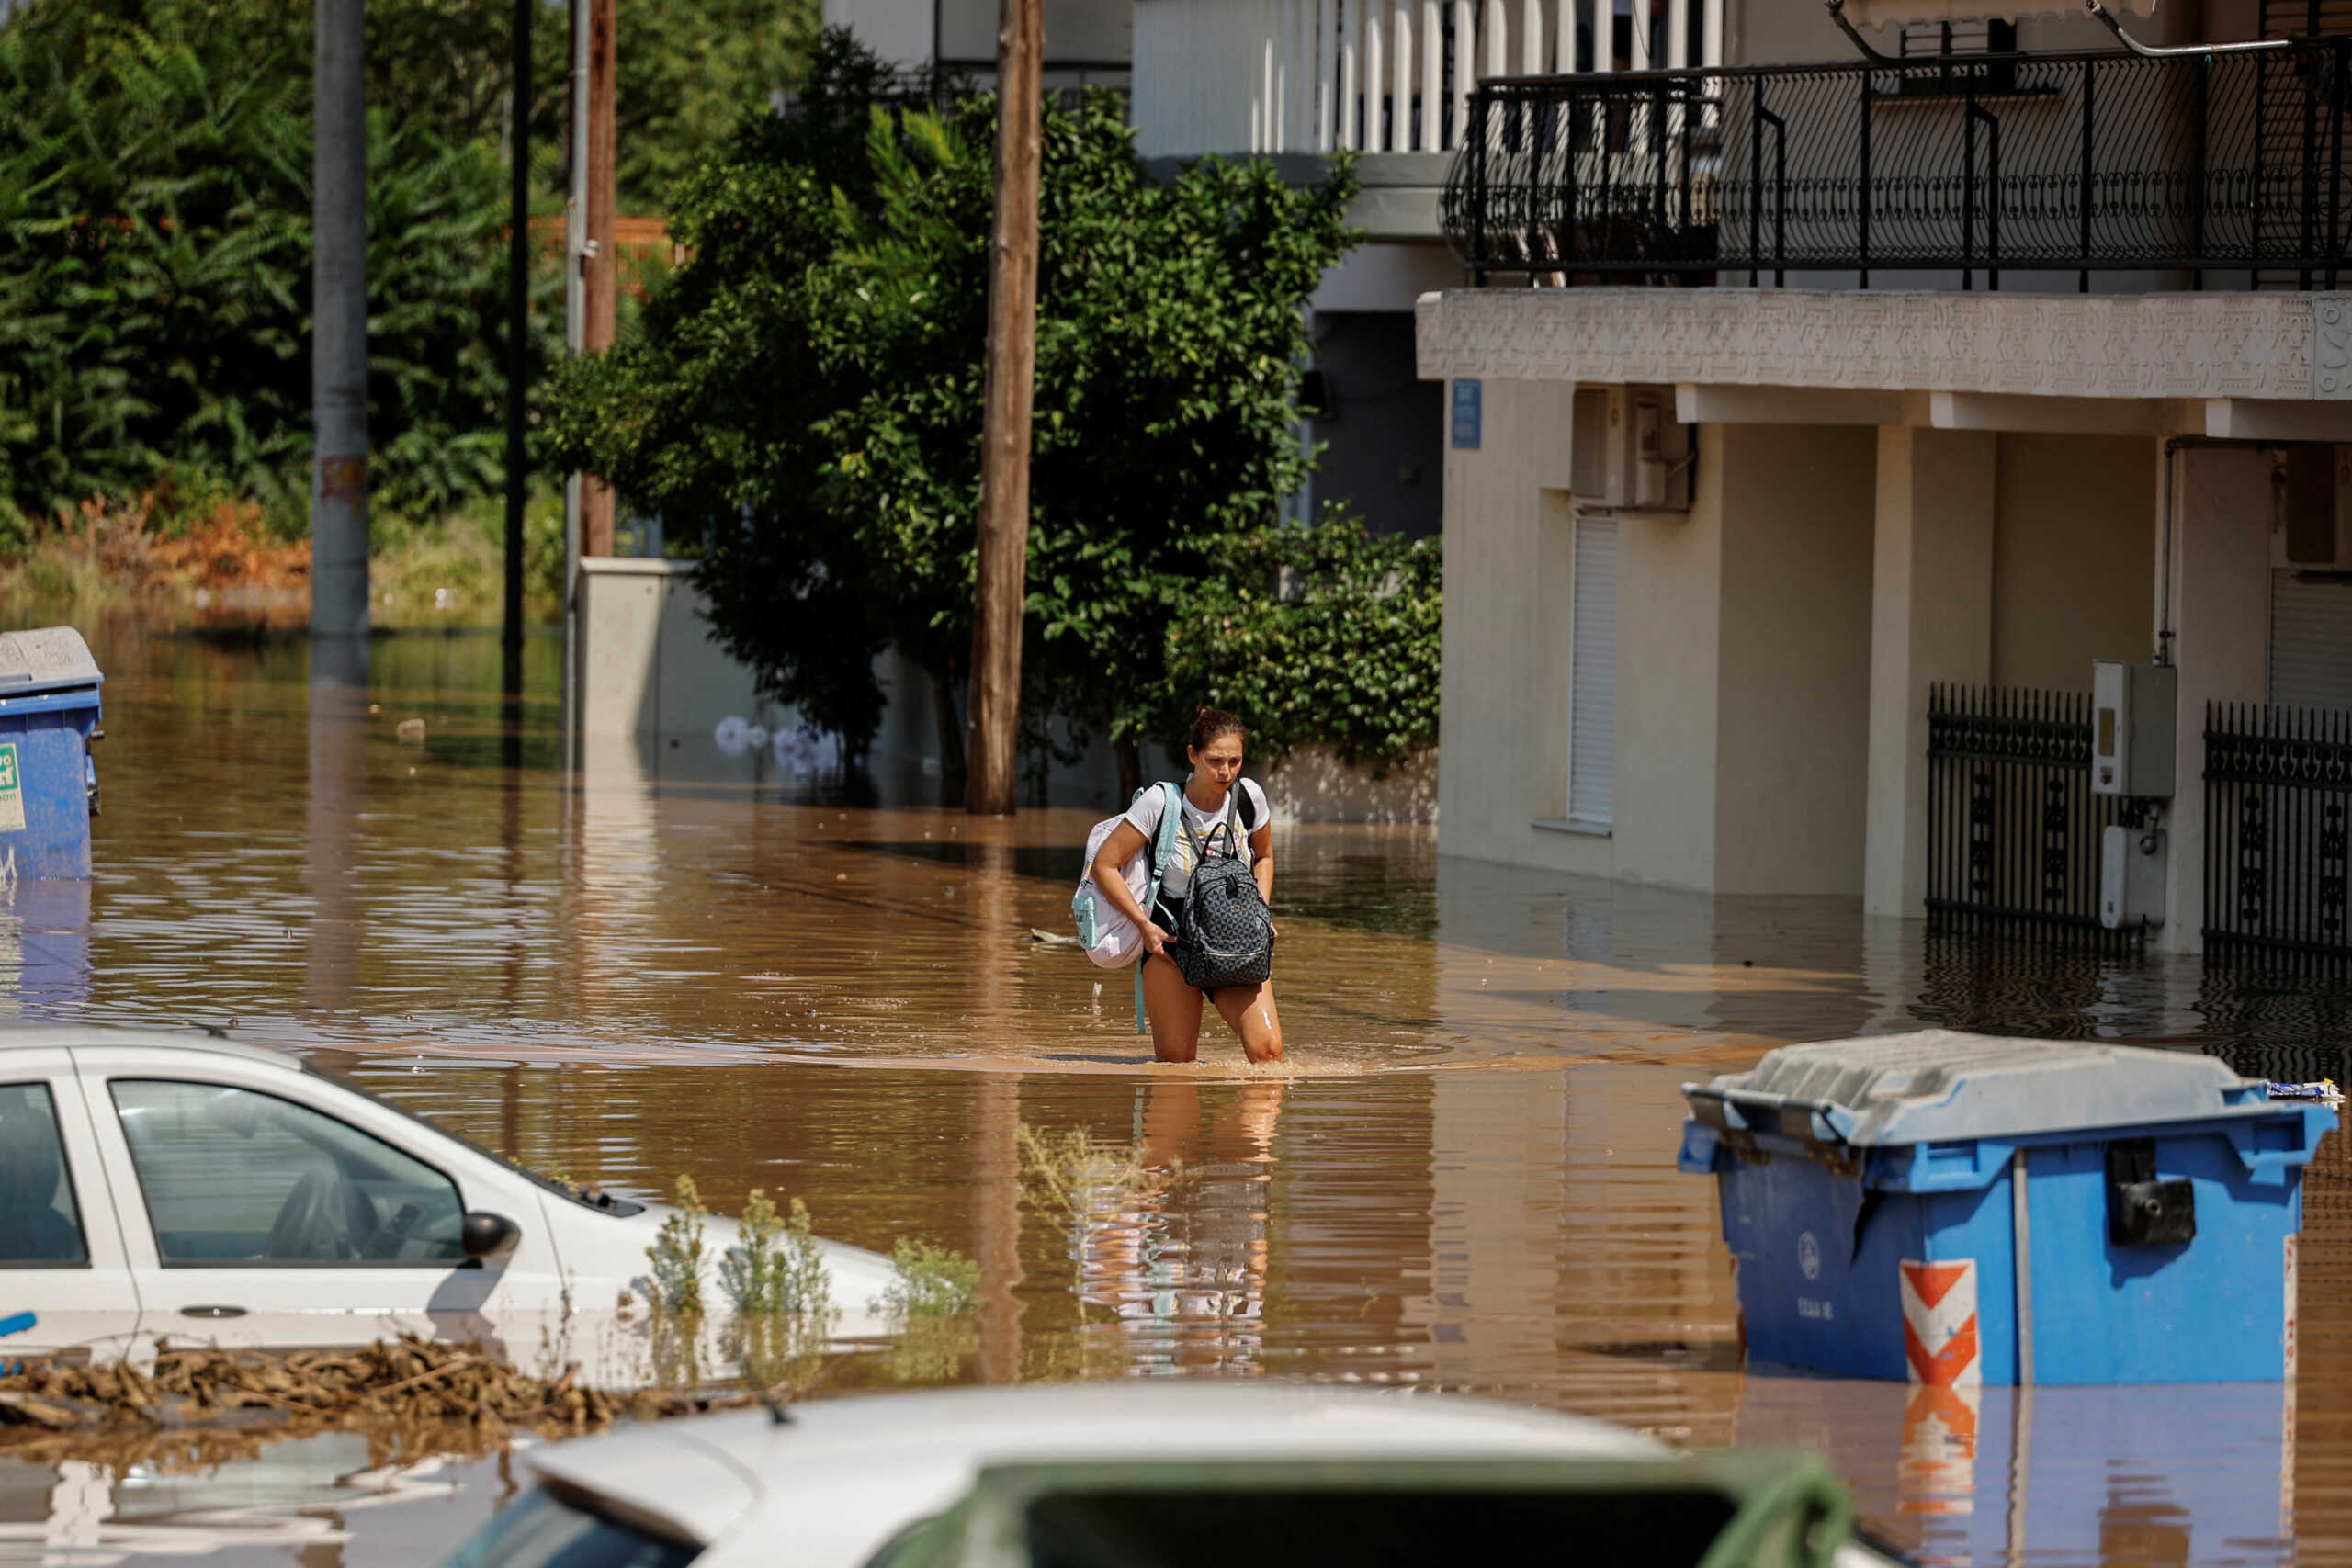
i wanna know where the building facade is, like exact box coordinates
[1418,0,2352,960]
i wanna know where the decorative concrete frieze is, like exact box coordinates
[1415,288,2329,403]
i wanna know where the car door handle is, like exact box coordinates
[179,1305,247,1319]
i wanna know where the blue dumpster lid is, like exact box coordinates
[0,627,100,697]
[1684,1029,2274,1147]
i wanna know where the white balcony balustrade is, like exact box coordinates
[1132,0,1725,159]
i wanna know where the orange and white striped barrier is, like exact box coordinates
[1900,1258,1981,1386]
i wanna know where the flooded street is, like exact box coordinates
[6,621,2352,1567]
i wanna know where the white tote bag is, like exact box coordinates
[1071,813,1152,968]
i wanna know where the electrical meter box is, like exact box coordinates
[1570,387,1691,513]
[2091,661,2177,798]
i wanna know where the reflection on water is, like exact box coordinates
[6,619,2352,1567]
[0,1434,509,1568]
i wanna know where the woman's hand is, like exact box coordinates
[1141,921,1171,957]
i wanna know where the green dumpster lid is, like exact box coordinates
[1684,1029,2272,1147]
[0,627,101,697]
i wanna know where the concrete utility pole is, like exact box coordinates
[311,0,370,678]
[965,0,1044,816]
[579,0,618,558]
[503,0,530,694]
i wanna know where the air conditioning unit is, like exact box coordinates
[1571,386,1691,513]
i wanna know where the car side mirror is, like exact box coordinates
[461,1211,521,1258]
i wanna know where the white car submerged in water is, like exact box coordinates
[441,1382,1899,1568]
[0,1027,896,1363]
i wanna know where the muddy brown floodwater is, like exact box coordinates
[4,620,2352,1568]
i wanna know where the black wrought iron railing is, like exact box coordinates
[1443,39,2352,286]
[2205,702,2352,966]
[1926,684,2148,946]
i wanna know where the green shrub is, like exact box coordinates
[719,1190,832,1321]
[881,1238,978,1320]
[1160,513,1441,772]
[647,1173,707,1314]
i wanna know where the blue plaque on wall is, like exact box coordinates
[1451,378,1481,450]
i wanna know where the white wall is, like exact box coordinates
[2157,446,2274,953]
[1610,430,1726,889]
[1991,433,2157,690]
[1437,379,1610,871]
[822,0,934,65]
[1440,397,1880,895]
[1713,423,1878,896]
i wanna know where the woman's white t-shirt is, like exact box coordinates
[1124,778,1271,900]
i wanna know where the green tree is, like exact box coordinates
[1159,512,1441,772]
[550,42,1360,782]
[0,0,562,538]
[59,0,823,211]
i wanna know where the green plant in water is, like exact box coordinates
[720,1191,837,1397]
[720,1190,835,1324]
[881,1237,978,1321]
[647,1174,707,1314]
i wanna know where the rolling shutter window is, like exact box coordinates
[1569,515,1618,829]
[2270,572,2352,712]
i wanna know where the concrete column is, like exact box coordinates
[1863,427,1996,918]
[2155,447,2273,954]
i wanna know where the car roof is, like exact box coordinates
[0,1025,303,1074]
[528,1382,1665,1554]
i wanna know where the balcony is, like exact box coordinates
[1441,39,2352,288]
[1130,0,1727,171]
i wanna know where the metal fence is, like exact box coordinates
[2204,702,2352,966]
[1926,685,2145,943]
[1443,39,2352,286]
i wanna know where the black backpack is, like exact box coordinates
[1169,793,1275,990]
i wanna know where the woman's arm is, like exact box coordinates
[1249,823,1276,933]
[1091,819,1172,955]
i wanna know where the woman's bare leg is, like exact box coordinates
[1213,980,1284,1065]
[1143,953,1204,1063]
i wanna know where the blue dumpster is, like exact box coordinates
[0,628,103,879]
[1679,1030,2335,1385]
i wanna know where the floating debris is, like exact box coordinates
[0,1338,765,1441]
[395,718,426,744]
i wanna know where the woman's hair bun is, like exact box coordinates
[1187,706,1247,752]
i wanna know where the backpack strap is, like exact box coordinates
[1133,781,1185,1036]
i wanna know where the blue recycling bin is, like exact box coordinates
[1679,1030,2335,1385]
[0,628,104,879]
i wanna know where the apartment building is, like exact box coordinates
[1417,0,2352,963]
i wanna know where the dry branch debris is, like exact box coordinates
[0,1337,765,1446]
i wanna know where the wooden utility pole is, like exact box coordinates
[311,0,370,679]
[579,0,617,558]
[965,0,1044,816]
[502,0,530,694]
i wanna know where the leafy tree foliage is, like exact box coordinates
[549,39,1362,773]
[1161,513,1441,771]
[0,0,561,539]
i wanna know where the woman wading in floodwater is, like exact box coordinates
[1089,710,1285,1066]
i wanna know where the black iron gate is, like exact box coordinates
[2204,702,2352,965]
[1926,684,2142,943]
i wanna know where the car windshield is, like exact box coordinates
[443,1488,698,1568]
[298,1060,646,1218]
